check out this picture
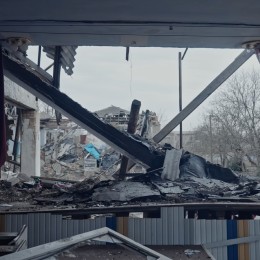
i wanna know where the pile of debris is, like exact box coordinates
[41,128,87,179]
[1,148,260,211]
[40,125,125,181]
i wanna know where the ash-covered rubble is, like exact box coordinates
[40,127,122,181]
[1,147,260,211]
[41,128,86,180]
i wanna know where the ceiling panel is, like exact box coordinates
[0,0,259,47]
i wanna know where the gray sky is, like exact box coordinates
[28,47,259,130]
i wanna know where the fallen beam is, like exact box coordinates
[119,99,141,179]
[153,49,255,143]
[3,53,164,169]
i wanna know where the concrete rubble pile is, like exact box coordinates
[1,144,260,211]
[1,100,259,209]
[40,127,122,181]
[41,128,88,180]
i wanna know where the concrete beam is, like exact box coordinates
[4,76,37,110]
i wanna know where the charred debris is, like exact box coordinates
[1,146,260,212]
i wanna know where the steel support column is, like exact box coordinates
[153,49,255,143]
[178,52,183,149]
[53,46,62,125]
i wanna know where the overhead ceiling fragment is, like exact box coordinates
[0,0,260,47]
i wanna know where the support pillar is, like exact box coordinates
[21,109,40,177]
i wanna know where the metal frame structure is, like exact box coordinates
[153,49,256,143]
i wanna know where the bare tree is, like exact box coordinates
[38,100,55,117]
[193,70,260,174]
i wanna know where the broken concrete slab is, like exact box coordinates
[152,180,184,195]
[187,176,238,190]
[34,194,73,205]
[69,174,113,194]
[92,181,161,202]
[7,177,20,187]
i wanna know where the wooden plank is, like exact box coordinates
[117,217,124,235]
[238,220,250,260]
[123,217,128,236]
[238,220,245,260]
[244,220,249,260]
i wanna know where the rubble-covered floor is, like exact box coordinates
[2,146,260,217]
[1,169,260,215]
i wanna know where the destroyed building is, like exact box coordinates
[95,105,161,138]
[1,1,260,260]
[39,105,160,179]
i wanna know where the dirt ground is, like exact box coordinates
[54,244,211,260]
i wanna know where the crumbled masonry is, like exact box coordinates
[1,148,260,212]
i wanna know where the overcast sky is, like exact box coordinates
[28,47,259,130]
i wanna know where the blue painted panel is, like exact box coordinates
[106,216,116,231]
[227,220,238,260]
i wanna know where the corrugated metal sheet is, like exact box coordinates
[128,207,184,245]
[186,219,227,260]
[5,207,260,260]
[249,220,260,260]
[5,213,106,248]
[128,207,227,260]
[43,46,77,75]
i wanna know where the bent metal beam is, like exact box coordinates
[2,53,164,169]
[153,49,255,143]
